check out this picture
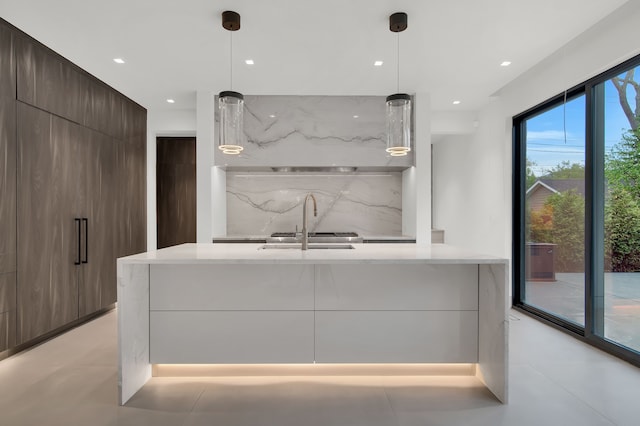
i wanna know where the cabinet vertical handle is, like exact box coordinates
[82,218,88,264]
[74,218,81,265]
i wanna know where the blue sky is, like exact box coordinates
[526,67,638,177]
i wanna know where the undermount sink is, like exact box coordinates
[266,232,363,244]
[259,244,355,250]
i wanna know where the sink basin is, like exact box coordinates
[259,244,355,250]
[266,232,363,244]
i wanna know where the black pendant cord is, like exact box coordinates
[397,31,400,93]
[229,30,233,91]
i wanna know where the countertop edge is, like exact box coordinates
[118,243,508,265]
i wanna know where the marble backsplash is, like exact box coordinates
[215,95,413,168]
[226,172,402,236]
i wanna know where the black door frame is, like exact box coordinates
[512,53,640,367]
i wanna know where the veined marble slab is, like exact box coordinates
[117,263,151,405]
[478,263,509,403]
[214,95,413,168]
[226,172,402,236]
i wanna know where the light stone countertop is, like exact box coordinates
[119,243,508,265]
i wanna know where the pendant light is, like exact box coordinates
[386,12,411,157]
[219,11,244,155]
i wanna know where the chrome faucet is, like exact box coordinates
[301,193,317,250]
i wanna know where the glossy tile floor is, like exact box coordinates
[1,310,639,426]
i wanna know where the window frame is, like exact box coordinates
[512,53,640,367]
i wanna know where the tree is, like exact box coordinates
[606,127,640,200]
[605,70,640,271]
[605,187,640,272]
[526,159,538,189]
[528,203,553,243]
[546,190,585,272]
[611,69,639,131]
[543,161,585,179]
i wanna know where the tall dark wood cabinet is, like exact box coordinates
[0,21,17,353]
[79,128,118,317]
[0,97,17,352]
[118,105,147,257]
[0,19,147,354]
[16,106,83,343]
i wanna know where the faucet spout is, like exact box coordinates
[301,193,317,250]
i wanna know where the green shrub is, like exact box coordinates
[546,190,585,272]
[605,187,640,272]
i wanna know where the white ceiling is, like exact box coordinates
[0,0,629,112]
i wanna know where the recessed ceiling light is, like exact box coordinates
[245,59,254,65]
[269,114,276,118]
[374,61,383,67]
[500,61,511,67]
[166,99,175,104]
[113,58,125,64]
[452,100,461,105]
[353,115,359,118]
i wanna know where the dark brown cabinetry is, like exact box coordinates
[0,23,16,95]
[0,273,16,351]
[1,18,147,354]
[16,106,146,342]
[0,22,17,353]
[16,105,82,343]
[0,99,16,274]
[16,36,88,127]
[118,103,148,257]
[79,128,118,317]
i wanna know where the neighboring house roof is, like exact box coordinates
[526,178,586,197]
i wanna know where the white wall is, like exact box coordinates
[432,102,510,257]
[432,1,640,259]
[413,93,432,245]
[146,108,196,250]
[195,91,217,242]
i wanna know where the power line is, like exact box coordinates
[527,149,585,154]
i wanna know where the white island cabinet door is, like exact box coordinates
[315,264,478,310]
[150,264,314,310]
[315,311,478,363]
[150,311,314,364]
[148,264,315,364]
[314,264,479,363]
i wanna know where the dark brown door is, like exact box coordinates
[156,137,196,249]
[16,104,82,344]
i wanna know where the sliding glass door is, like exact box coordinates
[523,95,586,326]
[514,55,640,364]
[595,65,640,353]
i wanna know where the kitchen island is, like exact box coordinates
[117,243,508,405]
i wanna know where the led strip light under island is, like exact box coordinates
[117,243,509,405]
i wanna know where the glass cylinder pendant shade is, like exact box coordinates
[218,91,244,155]
[386,93,411,156]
